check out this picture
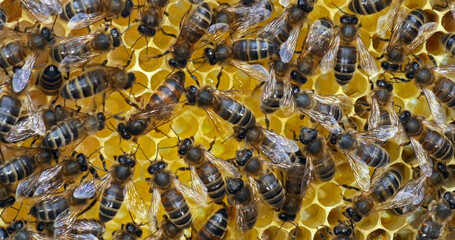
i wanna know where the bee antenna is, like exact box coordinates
[130,36,143,50]
[332,3,347,14]
[87,147,104,159]
[123,50,135,68]
[134,82,149,90]
[272,221,286,240]
[133,144,140,156]
[128,210,137,224]
[169,126,180,142]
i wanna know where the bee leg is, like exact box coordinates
[175,167,191,175]
[339,184,361,192]
[161,29,176,39]
[154,127,170,138]
[375,53,384,61]
[341,195,352,202]
[216,67,224,89]
[99,154,108,172]
[265,115,270,130]
[373,37,389,42]
[428,54,438,67]
[208,138,216,152]
[433,2,448,10]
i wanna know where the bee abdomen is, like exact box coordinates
[433,77,455,107]
[215,97,256,129]
[147,73,186,107]
[357,144,389,168]
[416,219,443,240]
[0,95,22,139]
[420,130,454,161]
[99,182,124,222]
[0,42,26,68]
[232,39,278,62]
[258,172,285,208]
[0,156,36,184]
[313,155,336,182]
[260,80,285,114]
[30,198,69,222]
[442,33,455,57]
[182,3,211,45]
[197,163,225,203]
[161,189,192,229]
[349,0,392,15]
[41,119,81,149]
[60,69,107,100]
[40,65,63,95]
[51,43,90,63]
[399,9,425,44]
[371,168,401,202]
[334,46,357,85]
[314,102,343,122]
[61,0,103,21]
[197,208,228,240]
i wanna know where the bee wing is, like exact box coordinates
[303,20,335,56]
[359,125,398,142]
[148,187,161,232]
[262,157,298,171]
[262,67,277,102]
[132,104,184,135]
[310,92,353,109]
[196,23,229,50]
[376,0,404,36]
[205,150,241,178]
[189,165,208,201]
[421,87,447,127]
[236,196,258,232]
[378,175,427,211]
[54,202,88,237]
[33,163,67,196]
[224,5,271,35]
[202,107,232,139]
[173,176,208,207]
[320,34,340,74]
[388,102,408,145]
[230,60,271,82]
[15,172,41,201]
[368,97,381,131]
[300,157,314,199]
[279,25,301,63]
[68,13,105,29]
[73,173,111,199]
[432,64,455,75]
[279,0,289,7]
[406,22,438,55]
[299,108,343,134]
[368,166,390,192]
[62,233,99,240]
[56,35,98,72]
[389,7,408,47]
[344,149,371,191]
[124,180,149,223]
[20,0,62,23]
[357,37,379,77]
[12,53,38,94]
[256,9,288,38]
[279,78,295,114]
[450,0,455,22]
[410,137,433,177]
[256,128,299,160]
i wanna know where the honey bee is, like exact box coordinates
[349,0,402,15]
[234,149,287,209]
[50,27,123,72]
[320,14,378,85]
[225,177,259,232]
[73,152,148,223]
[20,0,62,23]
[196,208,229,240]
[112,222,143,240]
[116,70,185,140]
[185,85,256,135]
[378,8,437,72]
[137,0,171,38]
[299,127,336,182]
[37,65,64,96]
[291,17,335,85]
[147,160,207,232]
[37,218,106,239]
[326,221,356,240]
[0,95,23,140]
[176,137,240,204]
[294,90,352,134]
[256,3,314,63]
[234,124,299,163]
[60,0,134,29]
[330,125,397,191]
[0,220,49,240]
[144,216,183,240]
[398,111,454,176]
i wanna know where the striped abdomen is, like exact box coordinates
[214,96,256,129]
[30,198,69,222]
[197,208,228,240]
[0,41,27,69]
[39,65,63,95]
[441,33,455,57]
[232,39,278,62]
[260,79,285,114]
[60,68,108,100]
[196,162,225,203]
[99,182,125,222]
[60,0,103,21]
[179,3,212,45]
[312,152,336,182]
[161,188,192,229]
[354,142,390,168]
[51,41,91,63]
[312,102,343,122]
[433,77,455,107]
[369,167,402,203]
[416,218,444,240]
[335,45,357,85]
[41,118,82,149]
[0,155,36,184]
[417,128,454,161]
[71,219,105,237]
[147,71,185,109]
[257,172,285,208]
[0,95,22,139]
[348,0,392,15]
[399,9,425,45]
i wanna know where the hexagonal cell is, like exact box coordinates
[357,212,380,231]
[260,226,288,240]
[366,228,390,240]
[300,204,327,228]
[318,182,342,207]
[327,207,343,225]
[286,225,312,240]
[381,210,407,231]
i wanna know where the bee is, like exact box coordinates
[196,208,229,240]
[330,125,397,191]
[60,0,134,29]
[0,95,23,140]
[20,0,62,23]
[147,160,207,231]
[234,124,299,163]
[37,65,64,96]
[294,90,352,134]
[398,111,454,176]
[112,222,143,240]
[185,85,256,134]
[50,27,123,72]
[290,17,335,85]
[144,216,183,240]
[73,152,148,223]
[0,8,7,28]
[322,221,355,240]
[320,14,378,85]
[137,0,171,38]
[225,177,258,232]
[299,127,336,182]
[116,70,185,140]
[256,3,314,63]
[37,218,106,239]
[233,149,287,209]
[378,8,437,72]
[176,136,240,204]
[349,0,402,15]
[0,220,49,240]
[40,111,106,151]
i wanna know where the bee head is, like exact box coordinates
[185,85,198,105]
[299,127,317,144]
[76,153,89,172]
[340,14,358,24]
[116,154,136,168]
[177,138,193,156]
[333,222,352,236]
[204,48,217,65]
[124,119,148,136]
[376,79,393,91]
[405,61,420,79]
[126,223,142,237]
[148,161,167,174]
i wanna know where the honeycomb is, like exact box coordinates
[0,0,455,239]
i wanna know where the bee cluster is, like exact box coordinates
[0,0,455,239]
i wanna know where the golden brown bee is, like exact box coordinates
[112,222,143,240]
[116,70,185,140]
[226,177,258,232]
[291,17,335,85]
[196,208,229,240]
[60,0,134,29]
[320,14,378,85]
[137,0,170,38]
[145,216,183,240]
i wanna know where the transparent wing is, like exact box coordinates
[422,87,447,127]
[33,162,67,196]
[21,0,62,22]
[247,176,261,203]
[204,150,241,178]
[358,37,379,77]
[320,34,340,74]
[68,13,105,29]
[262,160,296,172]
[406,22,438,55]
[54,203,86,237]
[55,34,98,72]
[376,0,404,36]
[5,106,46,143]
[196,23,229,50]
[73,173,111,199]
[124,181,149,223]
[148,187,161,232]
[410,137,433,177]
[279,78,295,114]
[12,53,38,93]
[344,150,371,191]
[368,97,381,131]
[257,9,288,38]
[433,64,455,75]
[279,0,289,7]
[359,125,398,142]
[131,104,184,135]
[299,108,343,134]
[303,19,335,56]
[257,144,292,163]
[389,7,408,47]
[368,167,390,193]
[279,26,301,63]
[173,177,208,207]
[16,172,40,201]
[204,107,232,139]
[60,52,101,73]
[189,165,208,201]
[388,102,408,145]
[300,157,314,199]
[382,175,427,213]
[259,128,299,153]
[223,4,271,35]
[230,60,271,82]
[310,92,353,109]
[236,197,258,232]
[261,67,277,106]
